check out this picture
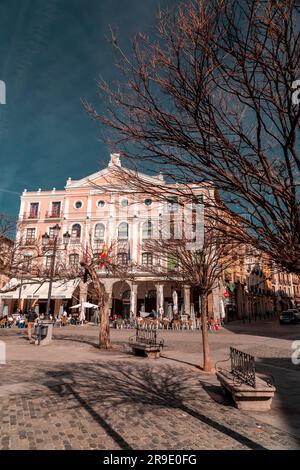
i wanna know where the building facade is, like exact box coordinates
[1,154,220,320]
[2,153,298,321]
[221,249,300,321]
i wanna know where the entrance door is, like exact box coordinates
[123,302,130,319]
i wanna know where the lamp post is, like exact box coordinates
[63,231,71,247]
[42,224,60,320]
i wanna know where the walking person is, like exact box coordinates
[27,309,38,342]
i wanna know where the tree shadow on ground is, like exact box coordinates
[44,361,268,450]
[52,333,130,353]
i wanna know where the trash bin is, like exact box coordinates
[34,323,48,344]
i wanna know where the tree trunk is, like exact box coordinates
[200,294,212,372]
[88,267,111,349]
[98,295,111,349]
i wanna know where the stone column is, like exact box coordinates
[183,285,191,316]
[130,283,138,318]
[54,299,61,317]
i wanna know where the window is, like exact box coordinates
[74,200,83,209]
[117,252,128,266]
[51,201,61,216]
[94,223,105,241]
[167,196,178,213]
[118,222,129,240]
[144,198,152,206]
[69,254,79,268]
[167,257,178,272]
[49,227,58,240]
[120,199,129,208]
[25,228,36,244]
[142,253,153,267]
[71,224,81,243]
[45,255,53,271]
[29,203,39,218]
[97,200,106,208]
[22,255,32,272]
[142,220,153,239]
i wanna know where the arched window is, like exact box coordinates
[94,223,105,241]
[142,220,152,239]
[71,224,81,243]
[118,222,129,240]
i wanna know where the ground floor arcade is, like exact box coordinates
[0,276,220,322]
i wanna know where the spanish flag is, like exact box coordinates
[99,244,107,269]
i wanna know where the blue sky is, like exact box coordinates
[0,0,173,216]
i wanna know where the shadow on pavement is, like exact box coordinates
[44,362,268,450]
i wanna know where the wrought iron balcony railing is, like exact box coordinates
[22,212,40,220]
[45,210,61,219]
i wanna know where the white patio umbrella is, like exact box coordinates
[172,290,178,315]
[79,298,86,324]
[70,302,98,309]
[167,303,173,321]
[140,311,151,318]
[130,290,136,318]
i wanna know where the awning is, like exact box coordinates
[0,278,80,300]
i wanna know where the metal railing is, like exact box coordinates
[22,212,40,220]
[230,347,256,387]
[45,211,61,218]
[129,326,164,349]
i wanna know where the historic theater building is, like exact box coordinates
[2,153,220,320]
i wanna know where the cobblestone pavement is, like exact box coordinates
[0,324,300,450]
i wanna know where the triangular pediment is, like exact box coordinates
[66,158,164,191]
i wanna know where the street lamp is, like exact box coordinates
[63,231,71,247]
[43,224,60,320]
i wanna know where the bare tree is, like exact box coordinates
[0,226,127,349]
[139,220,242,372]
[84,0,300,275]
[67,239,129,350]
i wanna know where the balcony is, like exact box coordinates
[45,210,61,219]
[70,237,81,245]
[22,212,40,220]
[23,238,36,246]
[42,238,61,250]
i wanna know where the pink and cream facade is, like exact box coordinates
[7,154,220,319]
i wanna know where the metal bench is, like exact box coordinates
[216,347,276,411]
[129,327,164,359]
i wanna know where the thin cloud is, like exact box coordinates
[0,188,20,195]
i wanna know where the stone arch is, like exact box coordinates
[112,280,131,319]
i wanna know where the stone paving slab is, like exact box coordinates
[0,359,300,450]
[1,324,300,450]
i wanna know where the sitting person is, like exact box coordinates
[18,314,26,329]
[150,309,157,319]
